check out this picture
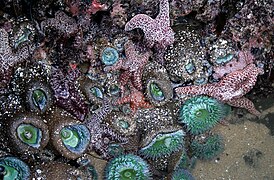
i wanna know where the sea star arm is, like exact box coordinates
[175,84,214,97]
[116,94,131,105]
[119,71,131,95]
[131,69,143,91]
[226,97,260,116]
[156,0,170,27]
[125,14,154,32]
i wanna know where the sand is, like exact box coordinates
[192,121,274,180]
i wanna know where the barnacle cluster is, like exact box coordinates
[165,26,212,85]
[0,0,272,179]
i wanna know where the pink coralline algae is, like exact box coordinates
[213,51,255,79]
[125,0,174,50]
[104,41,152,94]
[176,64,264,116]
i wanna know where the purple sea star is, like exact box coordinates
[104,40,151,94]
[125,0,174,62]
[84,98,128,158]
[49,66,88,121]
[175,64,264,116]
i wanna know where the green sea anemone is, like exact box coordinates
[145,79,173,107]
[26,82,52,114]
[60,124,90,154]
[139,130,185,160]
[179,96,230,135]
[105,154,151,180]
[0,157,30,180]
[191,134,224,160]
[171,169,195,180]
[108,144,124,158]
[16,123,42,148]
[101,47,119,66]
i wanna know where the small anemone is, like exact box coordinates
[60,124,90,154]
[111,113,137,136]
[146,79,172,106]
[0,157,30,180]
[108,143,125,158]
[171,169,195,180]
[105,154,151,180]
[191,134,224,160]
[16,123,42,148]
[179,96,230,135]
[26,82,52,114]
[101,47,119,66]
[139,130,185,160]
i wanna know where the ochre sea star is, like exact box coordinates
[175,64,263,116]
[104,40,151,94]
[125,0,174,49]
[85,98,128,158]
[49,67,88,121]
[115,86,153,115]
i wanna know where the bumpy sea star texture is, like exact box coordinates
[176,64,263,116]
[41,11,78,36]
[213,51,255,79]
[49,67,88,121]
[115,87,153,115]
[84,98,128,158]
[125,0,174,62]
[105,40,151,94]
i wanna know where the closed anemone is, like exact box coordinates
[90,86,103,99]
[32,89,47,111]
[139,130,185,160]
[149,83,164,101]
[179,96,230,135]
[0,157,30,180]
[105,154,151,180]
[60,125,90,154]
[101,47,119,66]
[16,124,42,148]
[146,79,172,106]
[26,82,52,114]
[108,144,124,157]
[109,112,137,136]
[191,134,224,160]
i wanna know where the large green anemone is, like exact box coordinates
[0,157,30,180]
[16,123,42,148]
[191,134,224,160]
[171,169,195,180]
[60,124,90,154]
[105,154,151,180]
[139,130,185,160]
[179,96,230,135]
